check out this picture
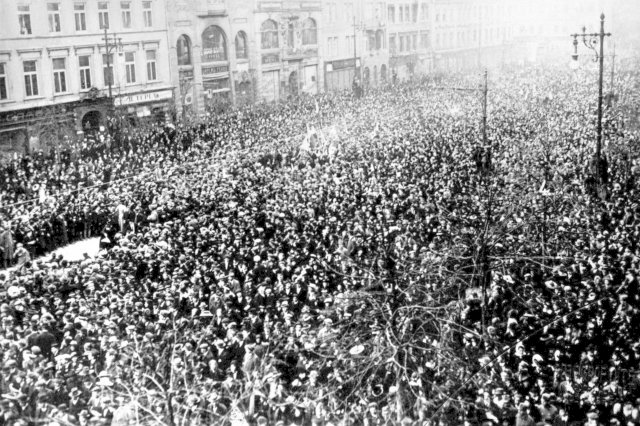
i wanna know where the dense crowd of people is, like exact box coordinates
[0,63,639,426]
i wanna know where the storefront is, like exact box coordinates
[202,64,232,113]
[260,53,282,103]
[302,64,318,94]
[114,88,174,124]
[234,62,254,107]
[324,58,360,93]
[0,103,81,159]
[390,54,420,81]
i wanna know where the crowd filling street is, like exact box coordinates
[0,64,640,426]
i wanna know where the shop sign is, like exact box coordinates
[115,90,173,106]
[202,65,229,76]
[262,53,280,65]
[180,69,194,79]
[331,58,359,70]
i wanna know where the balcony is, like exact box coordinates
[197,0,227,17]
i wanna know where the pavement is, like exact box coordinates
[51,237,101,262]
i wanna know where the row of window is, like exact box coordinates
[325,3,386,24]
[175,20,318,67]
[389,32,430,53]
[260,19,318,50]
[0,52,157,101]
[388,4,429,24]
[19,1,152,35]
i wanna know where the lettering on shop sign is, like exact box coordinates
[201,65,229,76]
[262,53,280,64]
[332,58,358,70]
[115,90,173,106]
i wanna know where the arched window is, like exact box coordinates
[302,18,317,45]
[261,19,279,49]
[376,30,384,50]
[177,35,191,66]
[202,25,227,62]
[235,31,248,59]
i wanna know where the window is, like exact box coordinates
[52,58,67,93]
[261,20,279,50]
[326,3,336,23]
[143,1,152,27]
[345,2,354,23]
[412,34,417,50]
[18,5,32,35]
[0,64,7,100]
[48,3,61,33]
[421,3,428,21]
[302,18,317,45]
[388,5,395,23]
[79,55,92,90]
[412,4,418,23]
[177,35,192,65]
[235,32,247,59]
[125,52,136,83]
[75,3,86,31]
[202,26,227,61]
[287,22,295,48]
[389,35,396,53]
[405,5,411,23]
[376,30,384,50]
[23,61,38,97]
[330,37,338,56]
[121,2,131,28]
[367,32,375,51]
[146,50,156,81]
[398,6,403,22]
[103,54,114,87]
[420,33,429,49]
[99,2,109,29]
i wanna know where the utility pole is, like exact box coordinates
[610,42,616,105]
[570,13,612,180]
[102,27,121,101]
[353,16,361,80]
[482,69,488,147]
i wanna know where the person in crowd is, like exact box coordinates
[0,63,638,426]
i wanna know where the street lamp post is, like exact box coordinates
[352,16,366,96]
[102,27,122,102]
[570,13,612,181]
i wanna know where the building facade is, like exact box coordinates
[167,0,321,117]
[253,0,322,104]
[387,0,431,81]
[0,0,172,155]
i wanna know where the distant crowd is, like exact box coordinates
[0,64,640,426]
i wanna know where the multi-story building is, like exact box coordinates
[167,0,321,117]
[387,0,431,81]
[167,0,252,117]
[429,0,512,72]
[321,0,389,93]
[253,0,322,103]
[0,0,172,155]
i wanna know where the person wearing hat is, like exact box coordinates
[0,224,14,269]
[515,401,535,426]
[538,393,559,424]
[13,243,30,268]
